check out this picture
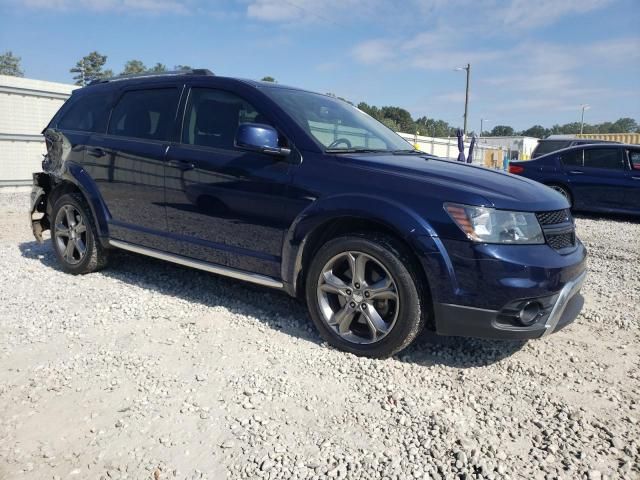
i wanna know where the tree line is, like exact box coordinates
[1,50,638,137]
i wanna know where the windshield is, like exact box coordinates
[262,88,413,152]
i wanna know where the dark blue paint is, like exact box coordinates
[510,144,640,215]
[48,75,589,340]
[236,123,280,150]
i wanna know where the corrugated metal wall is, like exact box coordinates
[0,75,75,186]
[576,133,640,144]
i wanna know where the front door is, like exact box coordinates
[164,87,293,278]
[87,86,181,250]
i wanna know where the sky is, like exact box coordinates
[1,0,639,131]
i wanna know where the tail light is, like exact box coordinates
[509,164,524,174]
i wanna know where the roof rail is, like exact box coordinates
[88,68,214,85]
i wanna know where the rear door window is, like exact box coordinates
[627,150,640,170]
[560,149,582,166]
[57,92,112,133]
[583,148,624,170]
[108,88,180,141]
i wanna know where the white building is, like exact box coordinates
[474,136,540,161]
[0,75,76,188]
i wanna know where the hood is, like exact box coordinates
[343,153,568,212]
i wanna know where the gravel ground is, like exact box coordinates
[0,193,638,480]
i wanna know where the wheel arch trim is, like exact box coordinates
[281,194,441,296]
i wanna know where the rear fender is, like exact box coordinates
[30,129,111,245]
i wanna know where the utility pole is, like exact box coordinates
[580,104,590,135]
[455,63,471,136]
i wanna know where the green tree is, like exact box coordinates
[261,76,276,82]
[149,63,167,73]
[121,59,146,75]
[489,125,515,136]
[611,117,638,133]
[416,117,455,137]
[380,106,415,132]
[0,51,23,77]
[520,125,548,138]
[381,118,400,131]
[70,51,111,85]
[174,64,192,71]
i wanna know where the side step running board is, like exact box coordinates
[109,239,284,289]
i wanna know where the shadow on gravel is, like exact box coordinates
[19,239,524,368]
[574,211,640,223]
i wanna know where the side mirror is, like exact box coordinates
[235,123,291,157]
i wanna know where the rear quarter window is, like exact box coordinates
[57,92,113,133]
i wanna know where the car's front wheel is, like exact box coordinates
[51,192,108,274]
[305,234,425,358]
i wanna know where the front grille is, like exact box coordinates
[536,209,571,226]
[547,231,575,250]
[536,209,576,251]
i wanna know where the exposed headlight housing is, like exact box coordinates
[444,203,544,244]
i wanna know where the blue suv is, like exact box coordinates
[30,70,587,357]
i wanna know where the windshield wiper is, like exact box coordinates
[325,148,388,154]
[391,149,424,155]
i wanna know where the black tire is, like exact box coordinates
[548,184,572,207]
[305,233,426,358]
[50,192,108,274]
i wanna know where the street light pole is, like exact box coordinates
[455,63,471,137]
[463,63,470,137]
[580,104,590,135]
[480,118,488,137]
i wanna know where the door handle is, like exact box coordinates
[568,170,584,175]
[167,159,195,171]
[632,176,640,180]
[87,147,106,158]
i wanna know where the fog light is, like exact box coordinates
[519,301,542,326]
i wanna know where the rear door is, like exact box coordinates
[87,86,182,250]
[564,147,627,210]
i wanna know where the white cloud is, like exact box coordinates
[498,0,613,28]
[245,0,369,24]
[351,39,396,65]
[17,0,191,14]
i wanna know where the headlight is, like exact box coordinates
[444,203,544,244]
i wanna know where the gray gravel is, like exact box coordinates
[1,192,639,480]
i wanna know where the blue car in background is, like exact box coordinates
[509,143,640,216]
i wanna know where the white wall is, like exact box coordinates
[0,75,76,186]
[397,132,498,165]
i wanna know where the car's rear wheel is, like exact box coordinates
[51,192,108,274]
[305,234,425,358]
[548,184,572,207]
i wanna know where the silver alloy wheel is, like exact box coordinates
[54,204,88,265]
[316,251,399,344]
